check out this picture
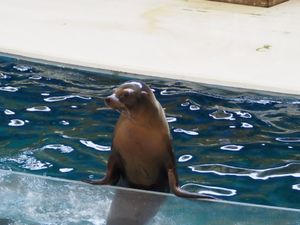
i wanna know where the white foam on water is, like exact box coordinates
[0,172,111,224]
[42,144,74,153]
[13,65,32,72]
[7,152,52,171]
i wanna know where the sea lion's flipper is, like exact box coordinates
[83,155,120,185]
[167,168,217,200]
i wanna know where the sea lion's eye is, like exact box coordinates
[118,91,130,102]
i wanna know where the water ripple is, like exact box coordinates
[160,89,177,96]
[7,152,52,171]
[80,140,111,151]
[44,95,91,102]
[181,101,190,107]
[236,99,282,105]
[181,183,236,197]
[209,110,235,121]
[220,145,244,151]
[178,154,193,162]
[241,122,253,128]
[26,106,51,112]
[0,86,18,92]
[173,128,198,136]
[189,163,300,180]
[292,184,300,191]
[29,75,42,80]
[189,105,200,111]
[275,137,300,143]
[292,101,300,105]
[166,117,177,123]
[235,111,252,118]
[4,109,15,115]
[12,65,33,72]
[8,119,25,127]
[0,72,9,79]
[42,144,74,153]
[59,168,74,173]
[60,120,70,126]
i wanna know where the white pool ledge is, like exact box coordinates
[0,0,299,95]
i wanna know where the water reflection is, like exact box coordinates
[181,183,236,197]
[0,86,18,92]
[209,110,235,121]
[178,154,193,163]
[189,163,300,180]
[44,95,91,102]
[8,119,25,127]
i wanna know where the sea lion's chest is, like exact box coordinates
[113,119,170,186]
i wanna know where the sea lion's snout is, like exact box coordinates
[105,94,119,107]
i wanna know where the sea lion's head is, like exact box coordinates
[105,81,153,113]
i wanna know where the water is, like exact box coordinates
[0,55,299,209]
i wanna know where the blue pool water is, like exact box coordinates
[0,55,299,209]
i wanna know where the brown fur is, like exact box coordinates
[85,81,215,199]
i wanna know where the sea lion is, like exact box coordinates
[85,81,214,198]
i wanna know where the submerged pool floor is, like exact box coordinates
[0,55,299,209]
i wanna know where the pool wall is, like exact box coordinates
[1,169,300,224]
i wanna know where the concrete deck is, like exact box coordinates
[0,0,299,95]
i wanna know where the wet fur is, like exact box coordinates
[84,81,215,224]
